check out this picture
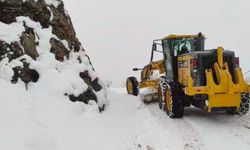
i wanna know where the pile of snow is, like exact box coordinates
[0,78,101,150]
[149,70,163,80]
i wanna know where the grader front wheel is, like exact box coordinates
[126,77,139,96]
[158,76,168,110]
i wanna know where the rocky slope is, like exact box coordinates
[0,0,106,109]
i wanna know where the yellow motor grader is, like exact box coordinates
[126,33,250,118]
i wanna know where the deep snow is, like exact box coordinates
[1,1,249,149]
[1,85,249,150]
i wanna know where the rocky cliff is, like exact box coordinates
[0,0,106,110]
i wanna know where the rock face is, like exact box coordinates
[0,0,106,108]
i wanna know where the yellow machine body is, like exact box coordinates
[179,47,249,112]
[127,33,250,114]
[139,60,165,89]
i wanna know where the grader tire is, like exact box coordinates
[239,93,250,115]
[126,77,139,96]
[158,76,168,110]
[227,93,250,115]
[165,82,184,118]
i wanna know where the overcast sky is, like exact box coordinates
[63,0,250,87]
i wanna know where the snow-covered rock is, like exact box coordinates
[0,0,107,107]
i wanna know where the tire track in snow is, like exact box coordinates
[219,114,250,146]
[174,118,203,150]
[234,119,250,146]
[146,104,203,150]
[238,115,250,125]
[190,111,250,148]
[116,88,250,150]
[211,113,250,130]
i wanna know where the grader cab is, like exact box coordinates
[126,33,250,118]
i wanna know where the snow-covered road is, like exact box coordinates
[1,85,249,150]
[108,88,250,150]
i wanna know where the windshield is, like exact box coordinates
[171,38,197,56]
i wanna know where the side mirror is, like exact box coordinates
[133,68,141,71]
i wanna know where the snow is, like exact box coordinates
[0,16,109,150]
[140,87,157,95]
[21,0,60,8]
[47,6,54,21]
[149,70,163,80]
[0,85,249,150]
[0,16,106,102]
[44,0,61,8]
[245,71,250,84]
[1,1,250,150]
[0,21,25,43]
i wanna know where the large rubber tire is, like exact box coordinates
[158,76,168,110]
[227,93,250,115]
[126,76,139,96]
[239,93,250,115]
[165,82,184,118]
